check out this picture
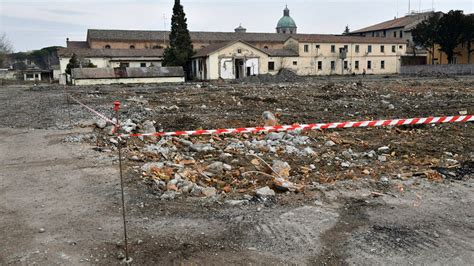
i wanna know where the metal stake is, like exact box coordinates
[65,86,72,128]
[114,101,131,263]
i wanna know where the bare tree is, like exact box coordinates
[0,33,13,67]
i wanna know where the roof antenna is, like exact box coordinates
[408,0,411,14]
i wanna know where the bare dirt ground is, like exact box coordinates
[0,76,473,265]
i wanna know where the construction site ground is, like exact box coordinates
[1,75,473,265]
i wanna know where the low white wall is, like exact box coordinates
[73,77,185,86]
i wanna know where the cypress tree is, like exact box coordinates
[65,53,80,75]
[163,0,194,71]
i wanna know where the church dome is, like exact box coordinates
[277,16,297,29]
[276,5,297,34]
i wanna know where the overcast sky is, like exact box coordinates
[1,0,472,52]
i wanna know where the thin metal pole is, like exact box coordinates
[114,101,131,263]
[65,86,72,128]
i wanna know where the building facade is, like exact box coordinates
[61,5,407,81]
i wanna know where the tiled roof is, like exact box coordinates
[192,40,293,58]
[351,12,436,33]
[292,35,407,44]
[72,66,184,79]
[67,41,89,48]
[192,42,236,58]
[57,48,164,58]
[87,29,290,43]
[87,29,408,46]
[265,49,299,57]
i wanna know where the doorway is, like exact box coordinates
[234,59,244,79]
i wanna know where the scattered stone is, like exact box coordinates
[206,162,225,175]
[39,228,45,233]
[378,155,387,162]
[272,160,291,177]
[117,251,126,260]
[266,132,285,141]
[142,120,156,134]
[378,146,390,152]
[161,191,179,200]
[95,119,107,129]
[190,143,214,152]
[262,111,278,126]
[225,200,248,206]
[459,110,467,115]
[341,162,350,168]
[256,186,276,198]
[379,176,390,186]
[325,140,336,147]
[273,177,303,192]
[202,187,217,197]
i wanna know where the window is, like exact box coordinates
[140,63,147,67]
[120,63,130,68]
[237,49,242,53]
[316,44,320,49]
[381,60,385,69]
[400,31,403,38]
[380,45,385,53]
[367,61,372,69]
[318,61,322,70]
[304,44,309,52]
[344,45,348,51]
[393,31,397,38]
[368,45,372,53]
[392,45,396,53]
[105,45,111,49]
[264,46,269,49]
[268,62,275,71]
[26,74,34,79]
[372,32,375,37]
[344,61,348,69]
[130,45,135,49]
[355,45,360,53]
[331,61,336,70]
[355,61,359,69]
[153,45,163,49]
[399,45,403,49]
[376,32,380,37]
[331,45,336,53]
[383,30,387,37]
[293,61,298,66]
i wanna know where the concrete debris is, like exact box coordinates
[272,160,291,177]
[201,187,217,197]
[206,162,225,175]
[256,186,276,198]
[94,119,107,129]
[262,111,278,126]
[142,120,156,134]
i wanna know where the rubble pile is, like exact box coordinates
[23,77,468,202]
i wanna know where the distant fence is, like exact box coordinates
[401,64,474,75]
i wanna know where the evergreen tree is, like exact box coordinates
[163,0,194,72]
[435,10,465,64]
[343,25,350,35]
[412,13,441,64]
[462,14,474,64]
[65,53,80,75]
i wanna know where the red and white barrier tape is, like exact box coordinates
[66,93,117,125]
[119,115,473,138]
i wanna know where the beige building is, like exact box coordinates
[191,36,406,80]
